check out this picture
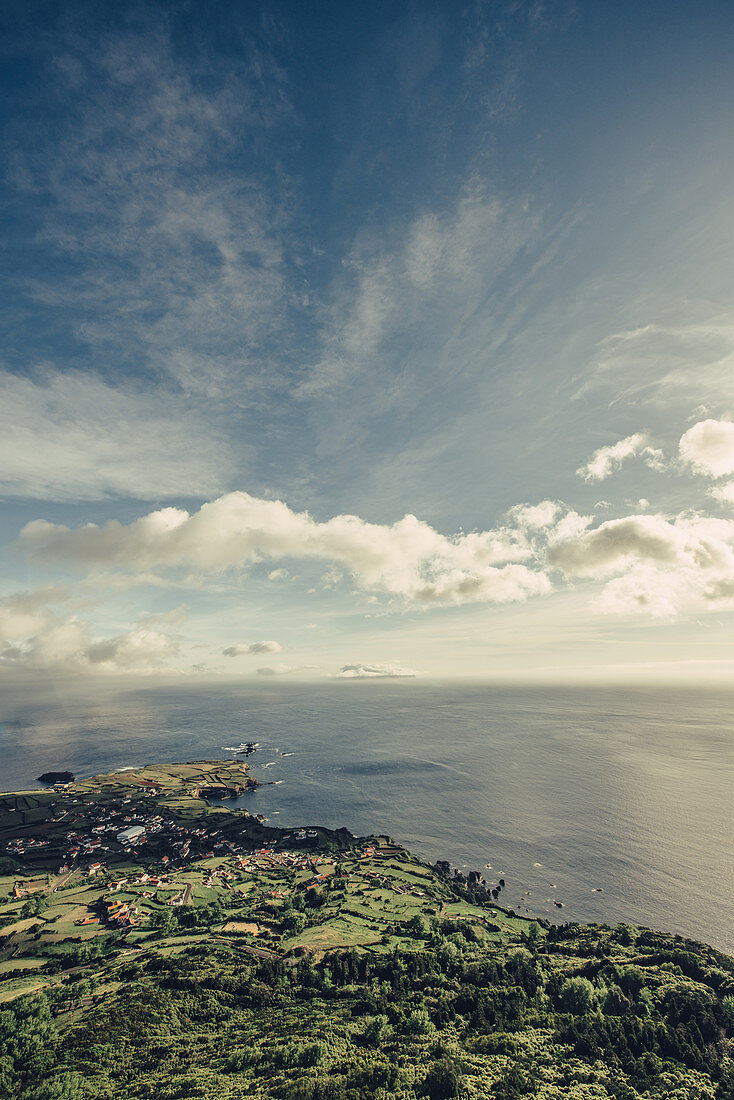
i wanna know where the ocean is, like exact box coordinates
[1,679,732,953]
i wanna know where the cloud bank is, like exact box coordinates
[0,591,178,673]
[550,513,734,616]
[21,491,558,607]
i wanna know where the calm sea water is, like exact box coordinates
[1,680,732,953]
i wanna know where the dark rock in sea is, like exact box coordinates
[197,781,257,800]
[555,901,564,908]
[36,771,75,785]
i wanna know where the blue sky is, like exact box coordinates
[3,0,734,681]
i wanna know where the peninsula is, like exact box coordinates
[1,760,732,1100]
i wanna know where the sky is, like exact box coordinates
[2,0,734,683]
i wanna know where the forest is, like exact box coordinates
[2,878,733,1100]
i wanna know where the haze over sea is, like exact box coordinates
[1,681,732,954]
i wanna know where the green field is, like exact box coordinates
[1,761,733,1099]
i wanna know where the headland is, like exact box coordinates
[0,758,732,1100]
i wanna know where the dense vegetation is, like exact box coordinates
[2,911,733,1099]
[1,762,732,1098]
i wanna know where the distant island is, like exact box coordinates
[0,759,732,1099]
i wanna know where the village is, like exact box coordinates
[0,760,521,1006]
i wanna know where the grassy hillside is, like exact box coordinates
[0,761,732,1099]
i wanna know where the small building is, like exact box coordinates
[117,825,145,845]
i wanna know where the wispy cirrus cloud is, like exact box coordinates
[5,21,296,411]
[578,322,734,412]
[0,369,229,501]
[297,181,550,401]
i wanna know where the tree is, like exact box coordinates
[493,1065,534,1100]
[362,1014,389,1045]
[559,976,595,1015]
[404,1008,434,1037]
[21,895,48,919]
[408,914,430,938]
[282,910,306,934]
[423,1059,461,1100]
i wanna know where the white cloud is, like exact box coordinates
[256,664,302,676]
[582,322,734,412]
[13,28,292,409]
[548,515,691,578]
[21,490,556,608]
[0,586,178,673]
[26,617,92,668]
[679,419,734,478]
[223,640,282,656]
[0,586,66,642]
[577,433,665,482]
[709,482,734,504]
[0,612,178,673]
[549,512,734,616]
[507,500,562,530]
[0,370,227,501]
[337,663,417,679]
[86,629,178,669]
[298,182,544,399]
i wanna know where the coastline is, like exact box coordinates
[1,756,733,1100]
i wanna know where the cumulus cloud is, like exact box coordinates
[0,586,66,642]
[0,586,179,672]
[223,640,282,656]
[86,629,178,669]
[0,615,178,673]
[679,419,734,478]
[337,664,417,679]
[709,482,734,504]
[21,491,559,608]
[577,433,665,482]
[549,512,734,616]
[549,515,691,578]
